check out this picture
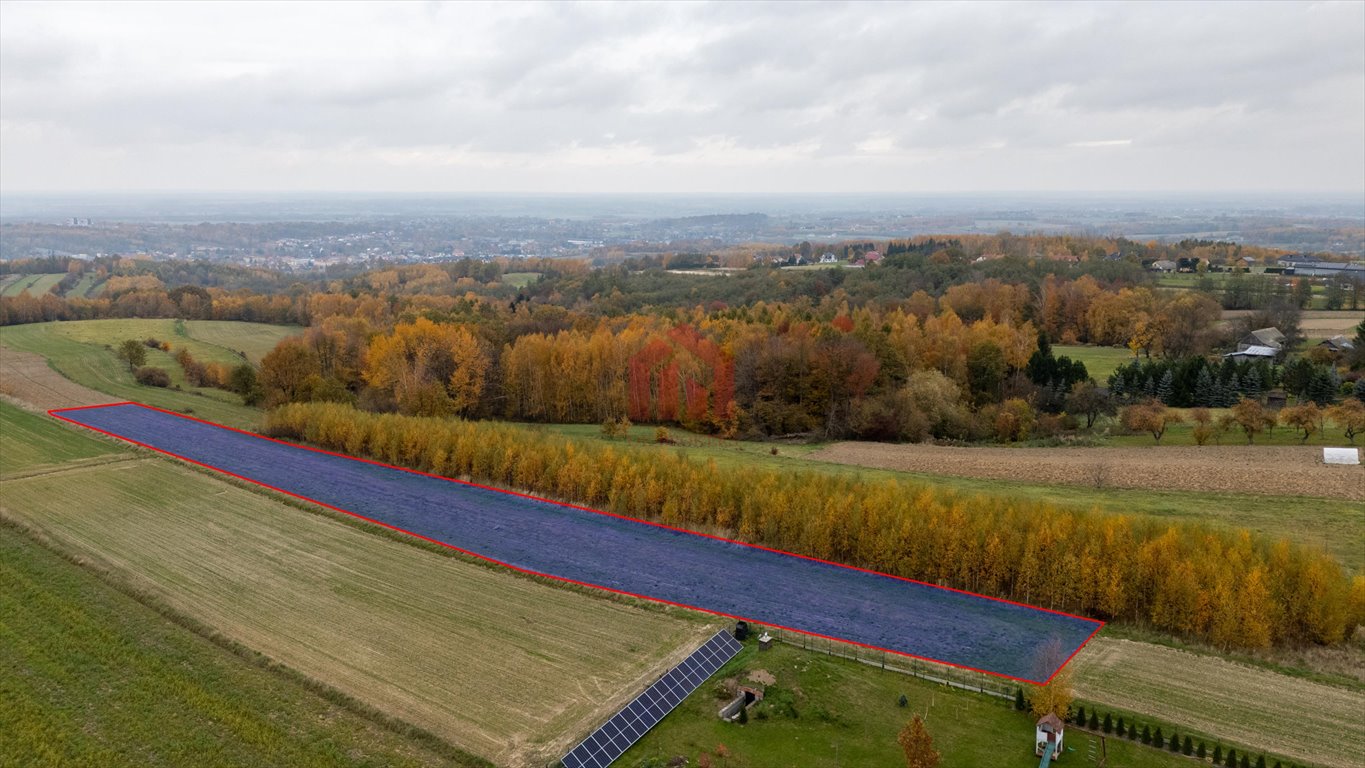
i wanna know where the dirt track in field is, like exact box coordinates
[0,345,114,410]
[809,442,1365,501]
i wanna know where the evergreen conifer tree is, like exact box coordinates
[1245,367,1263,398]
[1102,713,1112,733]
[1157,370,1175,404]
[1142,725,1152,745]
[1195,367,1215,406]
[1153,727,1164,749]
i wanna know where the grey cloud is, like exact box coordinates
[0,0,1360,193]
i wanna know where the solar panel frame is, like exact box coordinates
[561,630,743,768]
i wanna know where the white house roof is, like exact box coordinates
[1225,345,1278,358]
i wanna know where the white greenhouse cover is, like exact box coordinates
[1322,447,1360,465]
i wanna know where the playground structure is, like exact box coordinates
[1035,713,1064,766]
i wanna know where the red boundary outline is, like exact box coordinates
[49,401,1105,686]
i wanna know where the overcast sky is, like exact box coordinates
[2,1,1362,194]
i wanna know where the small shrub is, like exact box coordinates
[1225,748,1237,766]
[1142,725,1152,745]
[899,694,909,708]
[1074,706,1086,726]
[1198,742,1206,759]
[1088,711,1099,730]
[1169,731,1180,752]
[1014,688,1026,711]
[654,426,674,444]
[134,366,171,387]
[1183,735,1193,755]
[1102,713,1112,733]
[1153,727,1164,749]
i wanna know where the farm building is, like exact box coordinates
[1319,335,1356,353]
[1277,256,1365,278]
[1240,327,1285,351]
[1035,712,1065,760]
[1224,345,1278,362]
[1225,326,1284,361]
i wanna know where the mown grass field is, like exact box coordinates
[66,273,105,298]
[622,642,1197,768]
[0,273,65,297]
[184,319,300,363]
[0,406,709,767]
[500,271,541,287]
[1072,637,1364,768]
[546,424,1365,571]
[0,522,485,768]
[0,319,285,427]
[0,400,121,476]
[1053,344,1136,382]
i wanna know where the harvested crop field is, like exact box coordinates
[55,403,1104,683]
[1072,637,1365,768]
[0,346,114,411]
[1221,309,1364,336]
[810,442,1365,501]
[0,455,709,766]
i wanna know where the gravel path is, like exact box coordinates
[809,441,1365,501]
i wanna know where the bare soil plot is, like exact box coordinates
[0,345,116,410]
[809,442,1365,501]
[0,459,711,767]
[1072,638,1365,768]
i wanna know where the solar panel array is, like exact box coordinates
[561,630,743,768]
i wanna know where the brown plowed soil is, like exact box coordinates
[0,345,114,411]
[809,441,1365,500]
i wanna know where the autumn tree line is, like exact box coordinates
[256,300,1111,441]
[264,402,1365,651]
